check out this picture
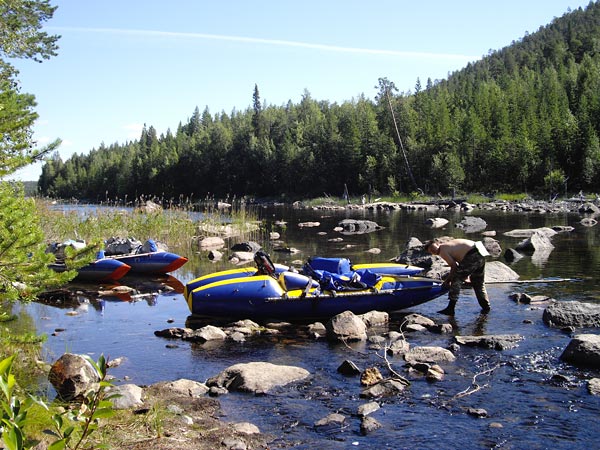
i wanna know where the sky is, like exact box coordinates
[9,0,593,181]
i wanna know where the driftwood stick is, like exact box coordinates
[452,363,503,399]
[376,345,411,386]
[486,278,578,284]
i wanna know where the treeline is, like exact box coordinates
[39,2,600,201]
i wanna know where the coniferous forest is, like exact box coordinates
[38,2,600,201]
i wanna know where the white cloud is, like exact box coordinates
[50,26,477,63]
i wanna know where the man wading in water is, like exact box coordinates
[423,238,491,315]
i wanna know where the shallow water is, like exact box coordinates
[23,204,600,449]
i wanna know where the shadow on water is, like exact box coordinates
[24,205,600,449]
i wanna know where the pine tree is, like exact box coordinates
[0,0,73,300]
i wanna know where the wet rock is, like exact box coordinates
[386,339,410,356]
[360,379,408,398]
[405,324,428,333]
[359,310,389,327]
[314,413,346,430]
[515,230,555,253]
[404,346,456,364]
[560,334,600,368]
[455,216,487,233]
[425,217,449,229]
[337,219,381,234]
[482,237,502,257]
[504,248,523,262]
[400,313,435,330]
[48,353,100,401]
[454,334,524,350]
[503,227,557,238]
[360,416,382,435]
[358,401,380,417]
[368,335,386,348]
[510,293,532,303]
[206,362,310,394]
[428,323,454,334]
[548,374,571,386]
[510,293,552,304]
[229,332,246,342]
[307,322,327,338]
[209,386,228,396]
[467,407,488,418]
[426,364,445,382]
[228,251,254,263]
[155,327,191,339]
[197,236,225,250]
[580,217,597,227]
[326,310,367,341]
[543,300,600,328]
[184,325,227,342]
[298,221,320,228]
[552,226,574,233]
[230,241,261,253]
[579,202,600,214]
[587,378,600,395]
[337,360,361,376]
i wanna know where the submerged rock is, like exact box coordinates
[454,334,524,350]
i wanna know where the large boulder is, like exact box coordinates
[560,334,600,368]
[48,353,100,401]
[543,301,600,328]
[485,261,520,282]
[206,362,310,394]
[455,216,487,233]
[515,230,555,252]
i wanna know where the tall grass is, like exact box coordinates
[34,199,261,255]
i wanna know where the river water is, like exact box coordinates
[21,203,600,449]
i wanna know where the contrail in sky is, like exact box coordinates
[50,26,476,62]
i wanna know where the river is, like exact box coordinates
[19,203,600,449]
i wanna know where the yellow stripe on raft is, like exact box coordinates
[187,267,256,284]
[352,263,422,271]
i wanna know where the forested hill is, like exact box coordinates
[39,2,600,202]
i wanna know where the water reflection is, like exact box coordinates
[35,275,184,312]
